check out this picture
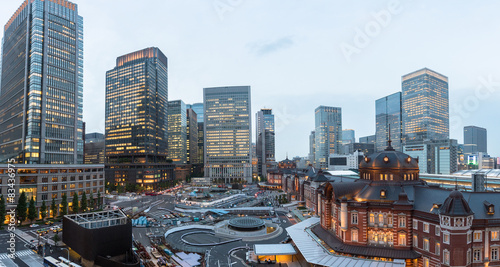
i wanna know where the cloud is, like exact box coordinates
[248,36,294,56]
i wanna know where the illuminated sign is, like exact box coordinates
[468,155,477,165]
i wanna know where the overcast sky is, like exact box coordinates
[2,0,500,161]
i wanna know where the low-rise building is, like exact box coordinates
[0,164,105,220]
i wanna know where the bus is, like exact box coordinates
[43,256,82,267]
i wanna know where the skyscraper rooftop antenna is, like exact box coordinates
[385,124,394,151]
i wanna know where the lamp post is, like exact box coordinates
[61,247,70,262]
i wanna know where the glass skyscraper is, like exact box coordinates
[342,129,355,145]
[375,92,402,152]
[314,106,342,170]
[0,0,83,164]
[168,100,187,164]
[464,126,487,154]
[105,47,173,189]
[186,108,198,164]
[309,131,315,165]
[256,108,275,178]
[402,68,449,144]
[187,103,204,165]
[186,103,204,122]
[204,86,252,183]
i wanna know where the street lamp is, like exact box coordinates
[61,247,70,262]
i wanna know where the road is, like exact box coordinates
[166,211,294,267]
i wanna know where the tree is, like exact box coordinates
[106,182,117,192]
[16,192,27,224]
[117,185,125,194]
[28,197,37,223]
[80,192,87,212]
[51,198,57,218]
[0,195,6,227]
[72,194,79,214]
[125,183,135,192]
[60,194,68,216]
[53,233,60,244]
[89,192,94,210]
[97,191,101,209]
[40,200,47,221]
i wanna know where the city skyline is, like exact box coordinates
[1,1,499,161]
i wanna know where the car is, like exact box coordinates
[30,224,39,228]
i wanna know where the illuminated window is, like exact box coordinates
[443,233,450,244]
[352,229,358,242]
[492,231,499,241]
[398,233,406,246]
[423,222,429,233]
[474,231,482,242]
[423,238,429,251]
[435,242,440,255]
[423,257,429,267]
[444,250,450,264]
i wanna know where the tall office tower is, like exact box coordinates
[186,108,198,164]
[186,103,204,122]
[342,129,355,146]
[187,103,205,165]
[204,86,252,183]
[464,126,487,154]
[359,135,376,144]
[402,68,449,144]
[105,47,173,189]
[84,133,105,164]
[0,0,104,213]
[0,0,83,164]
[375,92,403,152]
[168,100,187,164]
[314,106,342,170]
[256,108,275,178]
[309,131,315,166]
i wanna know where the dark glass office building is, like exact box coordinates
[186,108,198,164]
[464,126,487,154]
[0,0,83,164]
[256,108,275,178]
[375,92,402,152]
[187,103,204,165]
[105,47,173,189]
[402,68,449,143]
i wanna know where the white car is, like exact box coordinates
[30,224,38,228]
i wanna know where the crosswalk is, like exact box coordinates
[0,249,35,259]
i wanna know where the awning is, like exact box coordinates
[286,218,405,267]
[254,244,296,255]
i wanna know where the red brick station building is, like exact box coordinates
[279,142,500,267]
